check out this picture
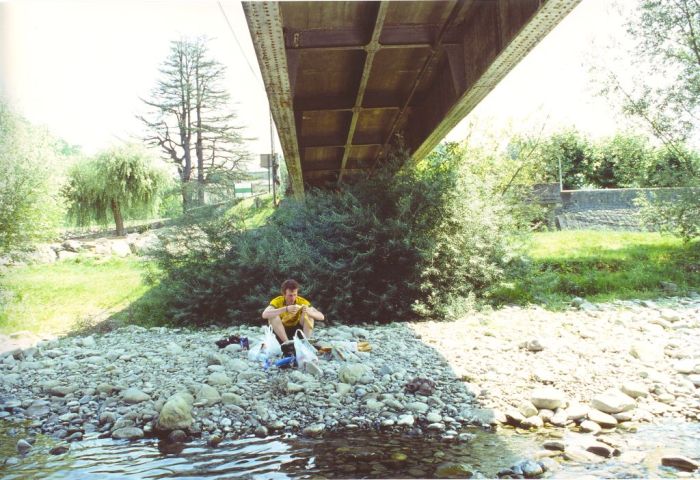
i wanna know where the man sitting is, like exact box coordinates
[261,278,325,344]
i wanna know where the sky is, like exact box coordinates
[0,0,636,166]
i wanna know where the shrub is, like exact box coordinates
[153,147,523,326]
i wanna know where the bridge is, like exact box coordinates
[243,0,580,197]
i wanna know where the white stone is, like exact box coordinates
[397,414,415,426]
[518,400,538,418]
[121,388,151,404]
[630,343,664,363]
[530,387,566,410]
[587,408,618,427]
[157,392,194,430]
[621,381,648,399]
[591,389,636,414]
[110,240,131,257]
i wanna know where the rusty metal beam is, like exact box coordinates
[338,1,389,185]
[301,140,382,149]
[243,2,305,198]
[411,0,581,162]
[295,96,399,113]
[285,24,462,50]
[306,168,365,179]
[373,0,468,170]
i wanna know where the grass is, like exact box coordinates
[226,194,275,229]
[491,230,700,309]
[2,228,698,336]
[0,256,153,336]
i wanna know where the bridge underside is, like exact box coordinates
[244,0,579,197]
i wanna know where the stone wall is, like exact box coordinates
[552,187,691,231]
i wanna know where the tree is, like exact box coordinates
[0,101,66,254]
[62,144,170,236]
[139,37,250,211]
[601,0,700,239]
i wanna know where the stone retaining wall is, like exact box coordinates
[532,185,694,231]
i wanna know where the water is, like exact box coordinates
[1,422,699,479]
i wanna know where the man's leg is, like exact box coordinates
[268,315,289,343]
[299,312,314,339]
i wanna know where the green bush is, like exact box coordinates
[153,148,523,326]
[0,102,67,254]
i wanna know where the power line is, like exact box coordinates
[217,1,264,86]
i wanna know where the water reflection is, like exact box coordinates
[1,423,699,479]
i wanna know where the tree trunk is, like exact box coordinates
[111,199,125,236]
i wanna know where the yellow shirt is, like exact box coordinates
[269,295,312,327]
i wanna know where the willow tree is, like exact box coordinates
[62,144,170,236]
[139,37,249,211]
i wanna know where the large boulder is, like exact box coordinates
[157,392,194,431]
[338,363,369,385]
[591,389,636,414]
[530,387,566,410]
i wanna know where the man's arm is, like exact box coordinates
[262,304,293,319]
[303,305,325,321]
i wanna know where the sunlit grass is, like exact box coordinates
[227,194,275,229]
[0,256,153,335]
[491,230,700,309]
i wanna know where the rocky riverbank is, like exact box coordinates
[1,295,699,475]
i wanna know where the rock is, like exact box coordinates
[530,387,565,410]
[335,383,352,396]
[254,426,268,437]
[587,409,618,427]
[591,390,636,414]
[168,430,188,443]
[518,400,538,418]
[62,240,82,252]
[166,342,184,355]
[505,407,526,425]
[620,381,648,399]
[110,240,131,257]
[338,364,368,385]
[207,372,231,386]
[302,424,325,436]
[397,414,414,426]
[435,462,473,478]
[565,402,589,420]
[674,359,699,374]
[196,385,221,405]
[157,392,194,431]
[49,444,70,455]
[630,342,664,363]
[688,374,700,387]
[543,441,566,451]
[579,420,601,434]
[221,393,244,406]
[121,388,151,404]
[365,399,383,412]
[406,401,429,414]
[112,427,144,440]
[661,455,700,472]
[16,439,32,454]
[522,339,545,352]
[564,446,605,463]
[521,415,544,429]
[586,442,616,458]
[519,459,544,478]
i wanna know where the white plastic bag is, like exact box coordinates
[247,342,265,362]
[261,325,282,358]
[293,329,319,372]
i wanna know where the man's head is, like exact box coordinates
[281,278,300,305]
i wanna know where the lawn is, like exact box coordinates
[0,256,153,336]
[491,230,700,309]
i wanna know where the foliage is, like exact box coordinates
[637,188,700,242]
[151,148,523,327]
[0,101,68,254]
[62,144,171,236]
[598,0,700,239]
[491,230,700,309]
[508,128,699,190]
[139,36,250,211]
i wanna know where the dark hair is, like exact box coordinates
[280,279,300,294]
